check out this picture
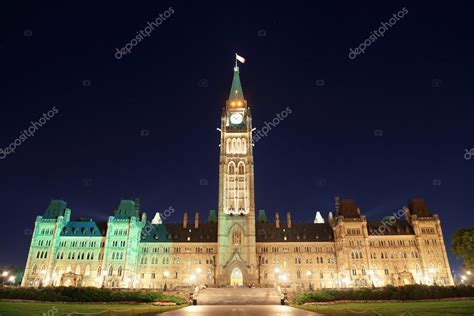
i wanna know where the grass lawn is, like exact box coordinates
[0,301,185,316]
[294,300,474,315]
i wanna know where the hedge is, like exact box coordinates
[293,285,474,305]
[0,287,186,304]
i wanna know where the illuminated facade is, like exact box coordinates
[21,64,454,289]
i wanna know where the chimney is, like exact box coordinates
[195,212,199,229]
[287,211,292,229]
[183,212,188,229]
[275,211,280,228]
[134,197,141,217]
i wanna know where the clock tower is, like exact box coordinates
[216,63,258,286]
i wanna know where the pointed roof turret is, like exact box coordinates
[207,210,217,224]
[257,210,268,223]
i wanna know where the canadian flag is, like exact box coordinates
[235,53,246,64]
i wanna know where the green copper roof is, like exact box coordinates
[43,200,67,219]
[207,210,217,223]
[257,210,268,223]
[61,221,103,237]
[228,67,244,100]
[114,200,138,219]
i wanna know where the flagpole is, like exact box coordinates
[234,54,238,71]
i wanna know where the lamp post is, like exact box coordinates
[163,271,170,291]
[1,271,8,286]
[195,268,202,287]
[306,271,313,290]
[8,276,15,285]
[274,268,281,287]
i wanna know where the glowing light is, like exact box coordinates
[8,276,15,282]
[163,271,170,278]
[1,271,8,277]
[306,271,312,276]
[467,271,472,275]
[196,268,202,274]
[231,101,235,106]
[237,101,242,106]
[278,274,288,282]
[189,275,196,282]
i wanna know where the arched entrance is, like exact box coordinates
[230,267,243,286]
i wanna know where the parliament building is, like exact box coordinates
[21,63,454,289]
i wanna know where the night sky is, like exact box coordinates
[1,1,473,275]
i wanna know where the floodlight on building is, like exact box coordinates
[1,271,8,277]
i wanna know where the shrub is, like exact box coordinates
[293,285,474,304]
[0,287,186,304]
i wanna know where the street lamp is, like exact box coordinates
[8,276,15,284]
[1,271,8,286]
[163,271,170,291]
[195,268,202,286]
[306,271,313,290]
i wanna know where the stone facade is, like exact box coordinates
[21,64,454,289]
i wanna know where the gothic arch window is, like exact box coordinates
[226,138,231,154]
[352,265,357,276]
[231,139,237,153]
[75,265,81,275]
[384,265,389,276]
[108,266,113,276]
[242,138,247,154]
[118,266,123,277]
[236,138,242,153]
[361,265,366,276]
[297,270,301,279]
[32,265,37,275]
[85,265,91,276]
[238,162,245,175]
[231,226,242,246]
[228,162,236,175]
[97,266,102,276]
[66,265,72,273]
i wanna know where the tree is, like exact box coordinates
[451,227,474,270]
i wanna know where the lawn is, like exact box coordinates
[0,301,184,316]
[294,300,474,315]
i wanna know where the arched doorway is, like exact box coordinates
[230,268,243,286]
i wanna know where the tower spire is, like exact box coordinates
[228,63,244,100]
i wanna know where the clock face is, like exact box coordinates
[230,113,244,125]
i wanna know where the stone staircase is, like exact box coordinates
[195,287,282,305]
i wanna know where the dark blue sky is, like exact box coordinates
[1,1,473,274]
